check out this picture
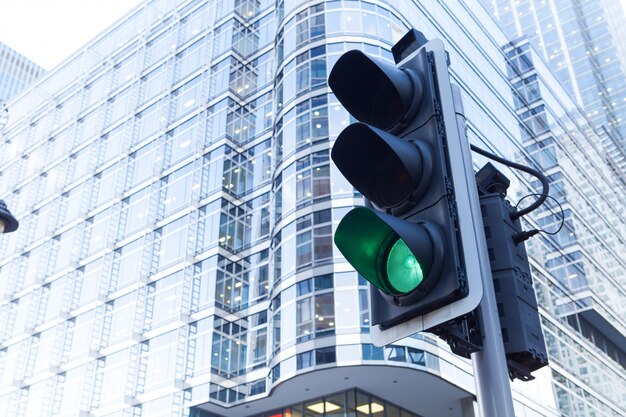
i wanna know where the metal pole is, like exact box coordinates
[471,277,517,417]
[451,85,516,417]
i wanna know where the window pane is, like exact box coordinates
[315,346,335,365]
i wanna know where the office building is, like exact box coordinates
[0,1,623,416]
[0,42,44,103]
[505,36,626,416]
[481,0,626,175]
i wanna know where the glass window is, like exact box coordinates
[315,346,336,365]
[175,39,205,81]
[232,20,256,56]
[407,347,425,365]
[106,292,137,345]
[79,110,102,145]
[153,216,189,270]
[77,260,102,307]
[67,311,95,361]
[359,288,369,331]
[141,63,169,103]
[201,147,226,198]
[316,291,335,329]
[113,53,137,89]
[52,230,76,274]
[99,349,130,405]
[93,163,122,207]
[272,311,281,353]
[127,142,160,189]
[113,237,144,291]
[295,150,331,208]
[271,363,280,382]
[196,201,221,254]
[362,344,384,360]
[296,297,314,340]
[250,327,267,366]
[68,147,92,183]
[160,163,195,217]
[145,271,184,330]
[86,208,112,255]
[180,3,209,43]
[171,75,202,120]
[225,101,255,144]
[165,116,198,166]
[142,331,178,391]
[31,328,56,375]
[84,70,110,107]
[296,350,313,369]
[145,31,172,68]
[296,291,334,342]
[249,379,266,396]
[385,345,405,362]
[121,187,150,238]
[297,278,312,296]
[135,100,164,142]
[102,123,128,163]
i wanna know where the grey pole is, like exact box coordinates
[451,85,516,417]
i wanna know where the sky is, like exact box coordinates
[0,0,143,70]
[2,0,626,70]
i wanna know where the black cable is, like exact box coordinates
[515,193,565,236]
[470,144,550,220]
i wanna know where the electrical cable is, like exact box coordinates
[470,144,550,220]
[515,193,565,236]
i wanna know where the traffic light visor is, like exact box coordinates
[329,50,414,130]
[335,207,441,295]
[332,123,429,209]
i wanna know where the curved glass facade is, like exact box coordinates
[0,0,623,417]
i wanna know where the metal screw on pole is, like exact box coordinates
[0,200,19,234]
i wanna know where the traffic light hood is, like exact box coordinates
[334,207,444,297]
[331,123,432,209]
[328,50,421,131]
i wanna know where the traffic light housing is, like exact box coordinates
[477,163,548,380]
[330,31,484,345]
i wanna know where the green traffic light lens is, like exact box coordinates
[386,238,423,294]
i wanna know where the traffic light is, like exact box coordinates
[476,163,548,380]
[330,30,483,344]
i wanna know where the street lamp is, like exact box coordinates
[0,200,18,234]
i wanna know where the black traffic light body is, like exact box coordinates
[330,31,472,333]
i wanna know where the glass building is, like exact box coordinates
[0,1,623,417]
[480,0,626,175]
[0,42,45,103]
